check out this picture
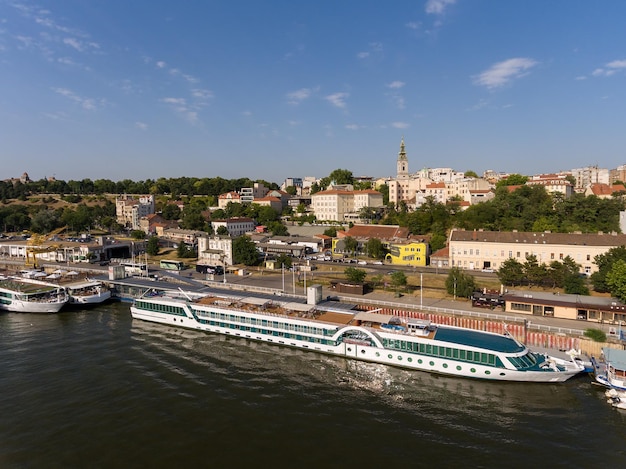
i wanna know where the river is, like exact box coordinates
[1,302,625,468]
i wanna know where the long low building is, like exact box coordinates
[448,228,626,276]
[504,290,626,325]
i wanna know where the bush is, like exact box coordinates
[584,328,607,342]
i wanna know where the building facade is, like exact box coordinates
[115,195,155,230]
[448,228,626,275]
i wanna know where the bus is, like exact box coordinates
[120,262,147,274]
[160,260,185,271]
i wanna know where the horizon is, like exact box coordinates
[2,1,626,183]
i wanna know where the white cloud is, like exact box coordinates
[161,97,186,106]
[286,88,312,105]
[135,121,148,130]
[405,22,421,30]
[387,81,405,89]
[391,122,410,129]
[160,97,200,124]
[156,61,166,68]
[425,0,456,15]
[192,89,213,100]
[52,87,100,110]
[473,58,538,89]
[325,92,349,109]
[357,42,383,59]
[345,124,361,130]
[63,37,84,51]
[592,59,626,77]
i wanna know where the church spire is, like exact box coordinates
[397,136,409,179]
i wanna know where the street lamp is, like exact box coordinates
[453,277,457,301]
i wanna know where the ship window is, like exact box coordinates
[429,361,435,366]
[452,349,459,359]
[456,365,462,371]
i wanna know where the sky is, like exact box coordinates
[1,0,626,185]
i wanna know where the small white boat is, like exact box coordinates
[605,388,626,409]
[66,279,112,305]
[592,348,626,391]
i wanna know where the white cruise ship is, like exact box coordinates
[130,290,584,383]
[0,275,69,313]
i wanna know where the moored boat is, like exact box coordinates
[66,279,112,306]
[0,275,69,313]
[130,290,585,383]
[592,348,626,391]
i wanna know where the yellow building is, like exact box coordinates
[385,241,428,267]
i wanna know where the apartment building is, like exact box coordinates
[197,235,233,267]
[211,217,255,237]
[311,189,383,222]
[448,228,626,276]
[115,195,155,230]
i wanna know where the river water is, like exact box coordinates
[1,302,625,468]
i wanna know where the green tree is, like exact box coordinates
[365,238,386,259]
[497,258,525,286]
[563,274,590,295]
[146,236,160,256]
[131,230,146,240]
[464,170,479,178]
[523,254,548,287]
[217,226,230,236]
[285,186,297,196]
[232,235,259,265]
[323,226,337,237]
[344,266,367,283]
[445,267,476,298]
[276,253,292,269]
[343,236,358,255]
[390,271,408,292]
[162,203,181,220]
[591,246,626,293]
[606,259,626,302]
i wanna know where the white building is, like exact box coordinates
[211,217,255,237]
[311,189,383,222]
[197,236,233,267]
[115,195,155,230]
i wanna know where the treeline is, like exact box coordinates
[0,176,279,200]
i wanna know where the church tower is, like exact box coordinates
[397,137,409,179]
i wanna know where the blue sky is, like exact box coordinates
[2,0,626,185]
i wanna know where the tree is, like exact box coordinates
[131,230,146,240]
[523,254,548,287]
[365,238,386,259]
[606,259,626,302]
[497,258,525,286]
[276,253,292,269]
[323,226,337,237]
[285,186,297,196]
[464,170,479,178]
[591,246,626,293]
[162,204,181,220]
[232,235,259,265]
[343,236,359,256]
[328,168,353,185]
[217,226,230,236]
[344,266,367,283]
[445,267,476,299]
[268,221,288,236]
[146,236,160,256]
[390,271,408,292]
